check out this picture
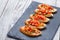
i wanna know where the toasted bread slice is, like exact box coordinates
[30,14,50,23]
[20,26,41,37]
[25,19,46,29]
[37,4,57,13]
[34,9,54,17]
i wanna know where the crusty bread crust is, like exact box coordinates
[37,23,46,30]
[49,8,57,13]
[25,19,31,25]
[45,14,53,17]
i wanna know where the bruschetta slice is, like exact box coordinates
[38,4,57,13]
[30,14,50,23]
[25,19,46,29]
[20,25,41,37]
[34,9,53,17]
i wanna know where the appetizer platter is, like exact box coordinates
[20,2,57,37]
[7,1,60,40]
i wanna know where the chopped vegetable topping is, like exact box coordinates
[33,14,46,20]
[29,20,40,27]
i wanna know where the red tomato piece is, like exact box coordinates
[29,20,40,27]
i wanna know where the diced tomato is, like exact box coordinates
[39,15,46,20]
[34,17,39,20]
[42,13,46,15]
[38,4,54,13]
[28,27,32,32]
[25,26,32,32]
[33,14,46,20]
[47,12,52,14]
[29,20,40,27]
[40,8,46,12]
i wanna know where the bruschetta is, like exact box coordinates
[25,19,46,29]
[30,14,50,23]
[20,25,41,37]
[34,9,53,17]
[38,4,57,13]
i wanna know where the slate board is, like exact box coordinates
[7,1,60,40]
